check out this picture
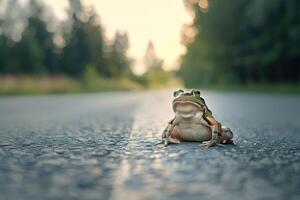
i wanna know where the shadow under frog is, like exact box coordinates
[157,89,234,148]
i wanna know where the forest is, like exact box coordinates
[180,0,300,88]
[0,0,176,93]
[0,0,132,78]
[0,0,299,94]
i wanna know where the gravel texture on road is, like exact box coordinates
[0,91,299,200]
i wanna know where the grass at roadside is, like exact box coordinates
[0,75,183,95]
[1,75,299,95]
[0,76,143,95]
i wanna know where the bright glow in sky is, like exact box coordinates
[45,0,192,74]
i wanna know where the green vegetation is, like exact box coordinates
[180,0,300,89]
[0,75,142,95]
[194,83,300,94]
[0,0,179,95]
[0,0,131,78]
[0,0,299,95]
[136,41,182,89]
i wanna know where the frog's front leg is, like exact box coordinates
[161,123,171,146]
[201,116,221,148]
[159,120,180,147]
[201,131,220,147]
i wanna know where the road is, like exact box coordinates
[0,90,299,200]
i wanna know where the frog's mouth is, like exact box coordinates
[180,111,195,118]
[173,101,203,112]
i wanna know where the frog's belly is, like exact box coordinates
[173,123,211,142]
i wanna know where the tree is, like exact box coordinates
[0,35,9,73]
[107,31,132,77]
[61,0,107,78]
[180,0,300,87]
[23,1,57,74]
[0,0,137,80]
[0,0,57,74]
[142,41,171,86]
[181,0,248,86]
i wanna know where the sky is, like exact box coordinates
[44,0,192,74]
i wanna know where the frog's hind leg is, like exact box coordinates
[219,126,234,144]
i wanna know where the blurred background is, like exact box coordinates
[1,2,299,199]
[0,0,299,95]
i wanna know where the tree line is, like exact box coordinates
[180,0,300,87]
[0,0,132,79]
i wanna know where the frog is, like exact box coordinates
[157,89,233,148]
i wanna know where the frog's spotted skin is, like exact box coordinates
[159,89,233,148]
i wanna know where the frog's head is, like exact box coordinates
[172,89,208,119]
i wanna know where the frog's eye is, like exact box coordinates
[191,89,201,96]
[173,89,184,97]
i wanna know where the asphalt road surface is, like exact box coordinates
[0,90,299,200]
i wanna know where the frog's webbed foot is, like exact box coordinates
[155,142,166,147]
[200,140,222,148]
[168,137,180,144]
[221,139,234,145]
[155,139,168,147]
[200,140,213,148]
[155,137,180,147]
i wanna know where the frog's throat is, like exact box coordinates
[172,101,204,112]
